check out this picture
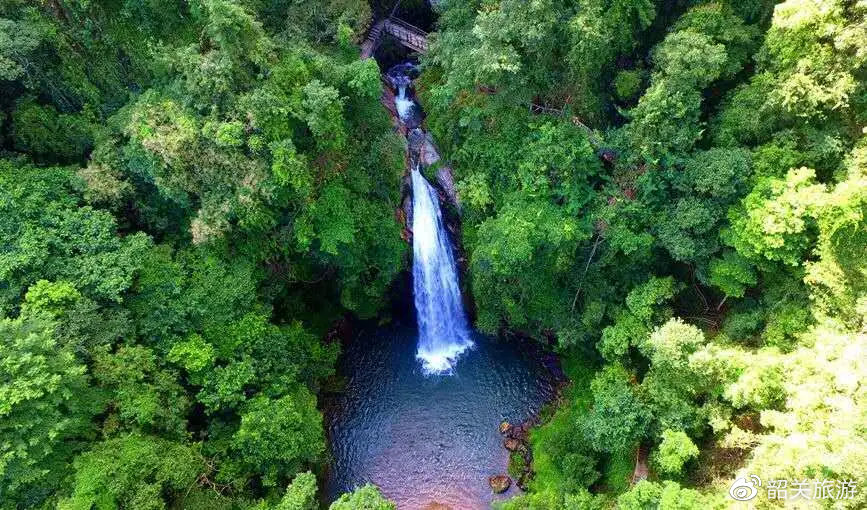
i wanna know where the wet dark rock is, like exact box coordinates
[489,475,511,494]
[435,164,460,210]
[598,148,617,165]
[504,438,525,452]
[516,471,534,491]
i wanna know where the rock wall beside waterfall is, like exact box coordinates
[412,130,461,210]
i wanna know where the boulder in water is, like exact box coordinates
[504,438,524,452]
[499,421,513,435]
[489,475,511,494]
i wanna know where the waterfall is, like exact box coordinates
[411,167,473,374]
[387,62,417,124]
[395,85,414,121]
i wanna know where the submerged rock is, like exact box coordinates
[489,475,511,494]
[422,503,452,510]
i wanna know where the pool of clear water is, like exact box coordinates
[324,322,558,509]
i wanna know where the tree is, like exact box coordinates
[725,167,825,266]
[652,148,754,264]
[189,312,337,412]
[495,489,605,510]
[707,251,757,300]
[617,480,726,510]
[19,279,81,317]
[639,320,708,437]
[329,484,396,510]
[231,387,326,486]
[93,345,190,438]
[0,160,151,308]
[653,430,699,476]
[563,0,657,120]
[277,471,318,510]
[620,4,758,165]
[470,194,589,336]
[583,365,649,454]
[0,17,43,83]
[599,277,678,361]
[11,98,95,163]
[0,315,97,506]
[58,435,204,510]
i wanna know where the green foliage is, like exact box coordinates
[584,365,649,454]
[599,449,634,495]
[231,388,326,486]
[617,480,726,510]
[93,345,190,438]
[529,358,599,494]
[613,70,644,102]
[328,484,396,510]
[494,488,606,510]
[707,250,756,298]
[20,279,81,317]
[284,0,371,44]
[1,0,865,507]
[58,435,204,510]
[639,319,708,437]
[471,195,589,335]
[0,160,151,309]
[0,1,405,506]
[0,315,96,504]
[0,17,43,82]
[566,0,657,120]
[11,99,95,163]
[733,323,867,509]
[599,277,678,361]
[77,142,133,210]
[653,430,699,476]
[726,167,826,265]
[507,451,526,479]
[277,471,318,510]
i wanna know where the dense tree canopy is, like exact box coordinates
[1,0,402,508]
[424,0,865,508]
[1,0,865,508]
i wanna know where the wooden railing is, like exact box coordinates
[383,17,429,53]
[363,16,429,55]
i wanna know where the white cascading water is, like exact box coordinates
[395,85,414,121]
[411,167,474,374]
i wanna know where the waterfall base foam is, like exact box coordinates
[416,340,474,375]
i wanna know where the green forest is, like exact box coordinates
[0,0,864,509]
